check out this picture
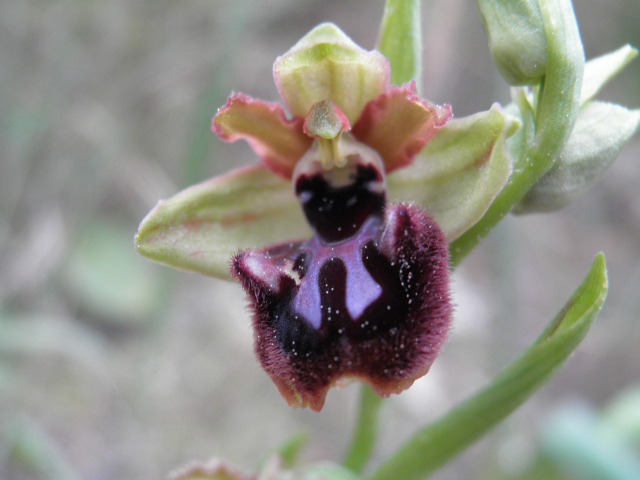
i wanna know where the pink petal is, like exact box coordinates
[352,81,453,173]
[213,93,312,178]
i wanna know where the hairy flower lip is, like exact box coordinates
[231,202,452,411]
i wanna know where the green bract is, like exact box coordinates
[478,0,547,85]
[516,102,640,213]
[515,45,640,213]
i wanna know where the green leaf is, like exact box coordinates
[377,0,422,88]
[368,253,608,480]
[515,102,640,213]
[135,164,311,280]
[581,44,638,105]
[388,104,518,241]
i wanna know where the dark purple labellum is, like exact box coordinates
[231,143,452,411]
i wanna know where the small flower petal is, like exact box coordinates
[135,164,312,280]
[273,23,390,123]
[213,93,312,178]
[388,104,517,240]
[351,81,452,172]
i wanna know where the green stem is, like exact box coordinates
[343,384,386,474]
[343,0,423,471]
[449,0,584,267]
[377,0,422,89]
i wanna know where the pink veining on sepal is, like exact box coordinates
[352,81,453,172]
[213,93,312,179]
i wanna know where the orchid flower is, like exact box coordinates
[136,23,516,411]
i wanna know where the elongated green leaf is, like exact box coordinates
[135,164,311,280]
[377,0,422,88]
[368,253,608,480]
[388,104,518,241]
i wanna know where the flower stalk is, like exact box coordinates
[343,385,386,474]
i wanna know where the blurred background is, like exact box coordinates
[1,0,639,479]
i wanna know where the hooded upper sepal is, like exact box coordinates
[515,102,640,213]
[388,104,519,240]
[212,93,312,178]
[273,23,390,124]
[352,81,452,172]
[135,164,312,280]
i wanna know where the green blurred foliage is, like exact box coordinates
[0,0,638,479]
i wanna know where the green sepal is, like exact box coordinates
[388,104,519,241]
[135,165,311,280]
[451,0,585,265]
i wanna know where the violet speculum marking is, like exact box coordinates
[232,127,452,411]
